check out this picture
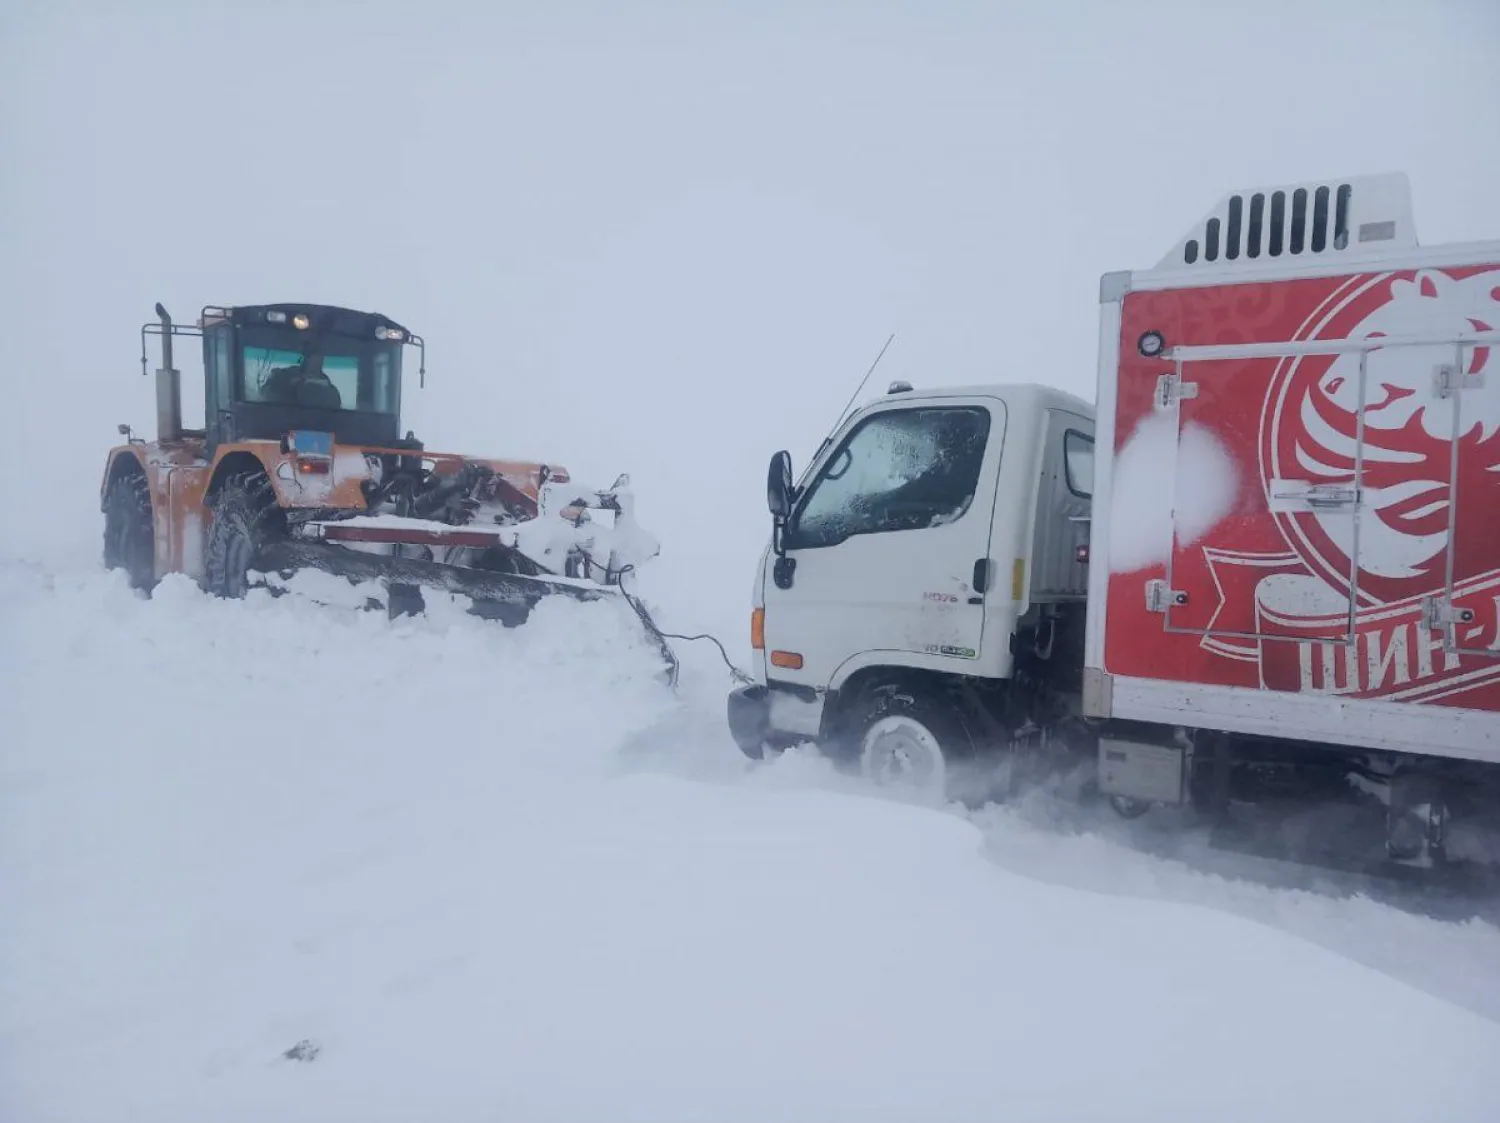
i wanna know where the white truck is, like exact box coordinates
[726,172,1500,868]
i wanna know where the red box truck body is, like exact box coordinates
[1087,173,1500,765]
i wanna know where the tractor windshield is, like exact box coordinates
[239,336,401,414]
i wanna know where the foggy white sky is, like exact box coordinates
[3,0,1497,638]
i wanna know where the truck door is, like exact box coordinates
[760,396,1007,693]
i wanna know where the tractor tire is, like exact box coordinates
[204,471,284,599]
[102,470,155,591]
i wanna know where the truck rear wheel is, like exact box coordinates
[204,471,284,599]
[1386,772,1449,868]
[102,471,155,591]
[845,684,983,805]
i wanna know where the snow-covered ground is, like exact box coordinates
[3,559,1498,1123]
[7,6,1499,1119]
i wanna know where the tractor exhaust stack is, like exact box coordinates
[154,302,182,442]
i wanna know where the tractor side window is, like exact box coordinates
[1064,429,1094,498]
[208,327,233,414]
[369,350,399,412]
[788,406,990,549]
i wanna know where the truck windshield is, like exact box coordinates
[240,341,400,413]
[790,406,991,548]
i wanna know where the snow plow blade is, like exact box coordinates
[252,540,680,686]
[255,540,610,609]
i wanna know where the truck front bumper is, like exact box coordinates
[727,681,826,760]
[727,684,772,760]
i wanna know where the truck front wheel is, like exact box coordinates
[845,685,982,805]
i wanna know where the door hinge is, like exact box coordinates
[1145,579,1188,613]
[1421,595,1476,632]
[1155,372,1199,409]
[1268,479,1361,512]
[1434,362,1483,399]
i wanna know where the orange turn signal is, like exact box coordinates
[770,650,803,670]
[751,607,765,650]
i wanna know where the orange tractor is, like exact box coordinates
[101,301,674,672]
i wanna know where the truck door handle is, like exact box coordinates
[972,558,993,599]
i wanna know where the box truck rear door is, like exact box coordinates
[1431,333,1500,663]
[1152,345,1366,669]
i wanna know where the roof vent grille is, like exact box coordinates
[1159,172,1416,271]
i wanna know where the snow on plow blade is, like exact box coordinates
[252,474,680,684]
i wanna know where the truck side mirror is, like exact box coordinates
[767,450,794,521]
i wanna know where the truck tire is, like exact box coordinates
[1386,772,1449,868]
[204,471,283,599]
[844,684,982,805]
[103,470,155,591]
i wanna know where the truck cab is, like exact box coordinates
[728,381,1094,799]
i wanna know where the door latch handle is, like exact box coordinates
[972,558,993,595]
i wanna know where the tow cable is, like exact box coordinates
[614,565,754,687]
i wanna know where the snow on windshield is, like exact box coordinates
[793,406,990,547]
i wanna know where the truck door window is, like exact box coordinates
[789,406,990,549]
[1064,429,1094,498]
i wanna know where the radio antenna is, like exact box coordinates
[812,332,895,459]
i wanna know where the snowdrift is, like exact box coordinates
[2,563,1498,1123]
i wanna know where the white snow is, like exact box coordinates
[1109,410,1241,573]
[326,513,510,538]
[2,561,1498,1123]
[6,9,1500,1121]
[332,446,373,483]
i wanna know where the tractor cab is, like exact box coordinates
[143,302,425,454]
